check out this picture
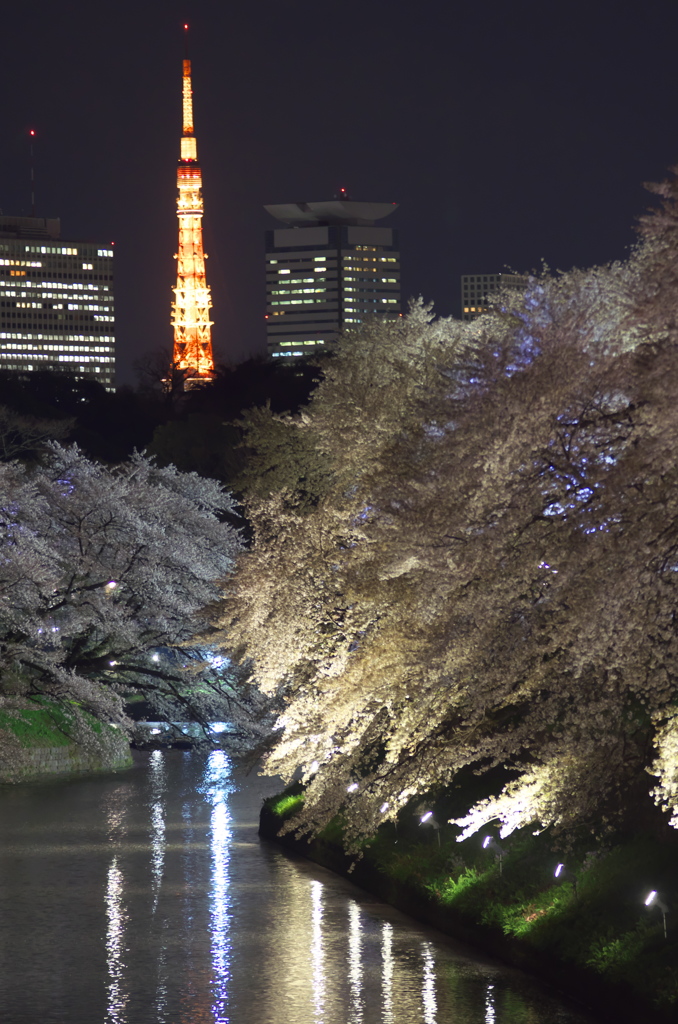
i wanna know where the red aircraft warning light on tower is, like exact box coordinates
[170,26,215,385]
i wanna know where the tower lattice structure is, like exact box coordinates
[171,42,214,381]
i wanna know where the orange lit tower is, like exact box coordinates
[171,28,214,382]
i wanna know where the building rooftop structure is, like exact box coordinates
[265,200,398,226]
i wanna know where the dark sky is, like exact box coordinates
[3,0,678,385]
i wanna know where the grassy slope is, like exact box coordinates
[0,698,101,747]
[261,788,678,1023]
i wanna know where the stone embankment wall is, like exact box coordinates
[0,699,132,782]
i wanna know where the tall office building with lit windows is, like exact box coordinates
[0,216,115,388]
[264,199,400,358]
[461,272,527,321]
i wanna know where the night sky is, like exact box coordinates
[4,0,678,385]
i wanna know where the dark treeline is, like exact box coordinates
[0,357,322,484]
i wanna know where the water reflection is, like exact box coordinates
[105,858,127,1024]
[421,943,437,1024]
[381,922,395,1024]
[0,751,595,1024]
[486,983,496,1024]
[149,749,166,910]
[311,879,325,1022]
[348,901,363,1024]
[208,752,233,1024]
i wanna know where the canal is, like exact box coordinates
[0,749,596,1024]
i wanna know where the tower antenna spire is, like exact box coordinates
[28,129,36,217]
[170,26,214,386]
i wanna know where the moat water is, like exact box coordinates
[0,749,596,1024]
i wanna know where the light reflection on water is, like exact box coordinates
[421,942,437,1024]
[105,858,127,1024]
[348,901,363,1024]
[0,750,595,1024]
[486,983,497,1024]
[381,922,395,1024]
[311,879,325,1023]
[208,753,232,1024]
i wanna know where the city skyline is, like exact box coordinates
[3,1,678,385]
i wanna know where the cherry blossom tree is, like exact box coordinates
[0,444,271,751]
[218,172,678,847]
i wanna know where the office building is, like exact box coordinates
[264,198,401,358]
[0,215,115,388]
[461,272,527,321]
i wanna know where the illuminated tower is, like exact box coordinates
[171,30,214,383]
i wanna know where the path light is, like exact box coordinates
[554,862,578,898]
[482,836,505,876]
[310,760,319,773]
[347,782,359,793]
[645,890,669,939]
[420,811,441,847]
[105,581,117,591]
[152,653,160,662]
[379,802,389,814]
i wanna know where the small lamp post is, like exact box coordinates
[645,890,669,940]
[482,835,505,876]
[554,862,578,898]
[420,811,441,847]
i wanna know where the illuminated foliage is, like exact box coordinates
[219,172,678,844]
[0,445,269,748]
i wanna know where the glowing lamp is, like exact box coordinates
[380,802,389,814]
[347,782,359,793]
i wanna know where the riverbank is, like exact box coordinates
[260,789,678,1024]
[0,697,132,781]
